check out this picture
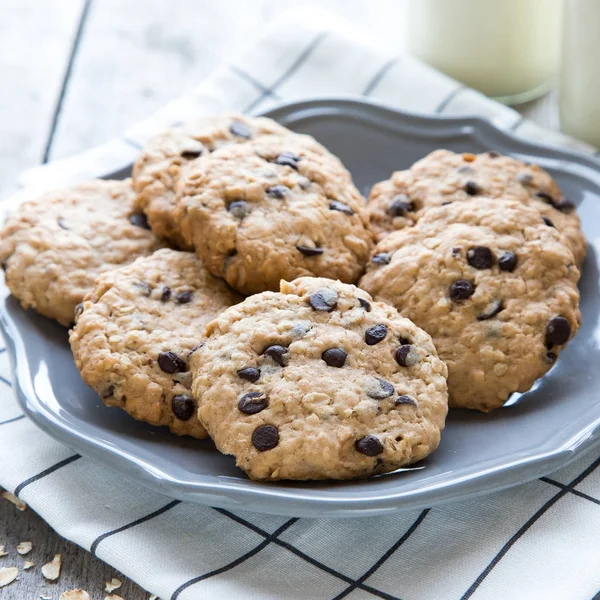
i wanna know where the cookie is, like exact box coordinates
[175,138,373,295]
[69,249,241,438]
[0,179,163,326]
[367,149,586,265]
[190,277,448,480]
[132,114,322,249]
[360,198,581,412]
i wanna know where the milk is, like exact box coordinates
[408,0,563,103]
[560,0,600,146]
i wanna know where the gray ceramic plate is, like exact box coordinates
[2,98,600,518]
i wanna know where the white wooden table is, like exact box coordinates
[0,1,560,597]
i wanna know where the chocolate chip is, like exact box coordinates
[487,151,500,158]
[252,425,279,451]
[398,335,411,346]
[449,280,475,302]
[230,120,251,139]
[181,149,202,160]
[545,316,571,347]
[274,152,300,169]
[536,192,557,206]
[262,345,289,366]
[517,172,533,185]
[545,351,558,364]
[57,217,69,230]
[74,303,84,321]
[366,378,395,399]
[298,177,312,189]
[172,395,196,420]
[465,180,481,196]
[329,200,355,215]
[387,195,413,217]
[542,216,555,227]
[556,198,576,213]
[128,212,150,229]
[372,253,391,265]
[100,385,115,399]
[467,246,495,269]
[452,247,462,257]
[161,286,171,302]
[157,351,186,374]
[395,395,417,406]
[358,297,371,311]
[477,299,503,321]
[309,289,338,312]
[134,281,152,296]
[321,347,347,368]
[355,435,383,456]
[365,324,388,345]
[296,245,324,256]
[175,290,193,304]
[266,185,289,199]
[228,200,249,219]
[238,391,268,415]
[498,251,517,272]
[395,344,420,367]
[237,367,260,383]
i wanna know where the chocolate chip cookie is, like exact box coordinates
[70,249,241,438]
[0,179,163,326]
[360,198,581,412]
[367,150,586,265]
[175,138,373,295]
[190,277,448,480]
[133,114,323,249]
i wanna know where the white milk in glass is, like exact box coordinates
[560,0,600,146]
[408,0,563,103]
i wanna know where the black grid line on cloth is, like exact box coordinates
[541,476,600,506]
[510,115,526,132]
[362,58,400,97]
[333,509,430,600]
[171,517,298,600]
[229,65,281,100]
[0,374,12,387]
[435,85,466,114]
[243,30,330,115]
[214,508,402,600]
[90,499,181,556]
[0,414,25,426]
[14,453,81,497]
[42,0,94,163]
[0,347,7,354]
[461,455,600,599]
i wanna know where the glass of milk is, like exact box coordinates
[408,0,563,104]
[559,0,600,147]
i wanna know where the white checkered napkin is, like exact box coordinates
[1,6,600,600]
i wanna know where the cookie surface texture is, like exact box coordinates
[69,248,241,438]
[0,179,163,325]
[133,114,320,249]
[175,139,373,294]
[191,277,448,480]
[367,149,585,265]
[360,198,581,411]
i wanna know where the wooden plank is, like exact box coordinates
[49,0,406,160]
[0,0,84,199]
[0,492,149,599]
